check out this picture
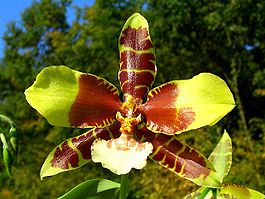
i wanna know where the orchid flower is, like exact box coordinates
[25,13,235,187]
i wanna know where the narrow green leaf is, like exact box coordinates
[57,179,120,199]
[208,130,232,183]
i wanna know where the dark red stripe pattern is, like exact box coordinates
[69,74,121,128]
[150,134,210,179]
[119,26,157,102]
[51,122,121,170]
[51,141,79,169]
[120,27,153,50]
[134,125,210,179]
[139,82,195,134]
[72,122,121,160]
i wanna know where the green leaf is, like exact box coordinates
[184,184,265,199]
[219,184,265,199]
[57,179,120,199]
[208,130,232,183]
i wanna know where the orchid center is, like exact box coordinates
[91,96,153,175]
[116,111,141,135]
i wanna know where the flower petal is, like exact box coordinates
[139,73,235,135]
[40,122,121,179]
[118,13,157,102]
[91,134,153,175]
[135,125,221,187]
[25,66,122,128]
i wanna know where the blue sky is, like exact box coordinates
[0,0,94,59]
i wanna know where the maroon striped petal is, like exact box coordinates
[40,122,121,179]
[69,73,122,128]
[119,25,153,50]
[135,125,220,187]
[71,122,121,160]
[140,73,235,135]
[139,82,195,135]
[118,13,157,103]
[51,141,79,169]
[150,134,211,179]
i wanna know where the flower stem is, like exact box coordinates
[119,174,129,199]
[212,188,217,199]
[198,187,211,199]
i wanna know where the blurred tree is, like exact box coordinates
[48,0,144,85]
[1,0,71,123]
[146,0,265,135]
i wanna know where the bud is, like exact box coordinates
[9,129,18,155]
[10,137,17,165]
[3,147,13,177]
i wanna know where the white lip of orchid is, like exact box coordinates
[91,109,153,175]
[91,134,153,175]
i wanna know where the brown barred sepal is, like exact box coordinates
[40,123,121,179]
[135,125,221,187]
[118,13,157,103]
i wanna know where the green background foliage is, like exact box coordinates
[0,0,264,198]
